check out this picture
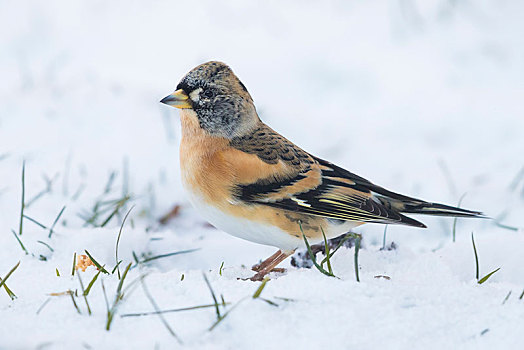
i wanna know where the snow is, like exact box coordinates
[1,0,524,349]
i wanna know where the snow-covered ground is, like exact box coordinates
[1,0,523,349]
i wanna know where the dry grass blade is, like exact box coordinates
[159,205,181,225]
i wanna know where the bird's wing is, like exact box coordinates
[229,124,426,227]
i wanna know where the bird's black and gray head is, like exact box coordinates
[160,61,259,138]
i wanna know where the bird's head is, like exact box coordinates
[161,61,259,138]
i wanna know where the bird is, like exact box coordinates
[160,61,484,281]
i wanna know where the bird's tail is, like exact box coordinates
[399,202,485,218]
[371,185,486,219]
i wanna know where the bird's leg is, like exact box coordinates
[251,250,283,272]
[249,250,295,281]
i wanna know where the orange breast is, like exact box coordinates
[178,110,349,243]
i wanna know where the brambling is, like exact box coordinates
[161,61,483,281]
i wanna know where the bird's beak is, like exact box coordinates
[160,89,192,109]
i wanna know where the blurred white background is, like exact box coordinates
[1,1,523,349]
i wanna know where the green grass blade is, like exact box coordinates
[116,263,132,296]
[252,278,270,299]
[354,234,361,282]
[104,171,117,194]
[320,232,354,266]
[72,252,77,276]
[320,227,333,275]
[494,221,520,232]
[2,282,17,300]
[203,273,221,319]
[452,193,467,242]
[478,268,501,284]
[100,195,131,227]
[111,261,122,275]
[83,270,102,296]
[37,240,54,252]
[10,229,29,255]
[77,273,92,315]
[299,223,335,278]
[84,250,109,274]
[140,278,182,343]
[382,225,388,250]
[471,233,479,280]
[48,205,66,238]
[106,263,132,331]
[139,248,200,264]
[502,291,512,305]
[69,291,81,314]
[19,161,25,235]
[23,215,48,229]
[0,262,20,300]
[121,303,230,317]
[115,206,134,279]
[208,298,247,332]
[36,298,52,314]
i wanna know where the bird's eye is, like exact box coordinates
[202,89,215,98]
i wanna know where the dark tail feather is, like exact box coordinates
[396,213,427,228]
[401,202,486,218]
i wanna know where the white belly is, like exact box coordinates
[183,186,304,251]
[183,185,360,252]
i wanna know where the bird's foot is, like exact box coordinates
[243,249,295,281]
